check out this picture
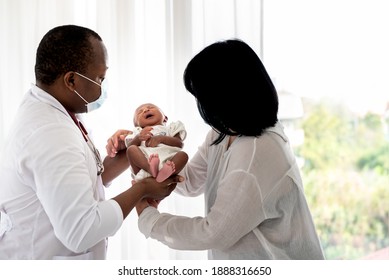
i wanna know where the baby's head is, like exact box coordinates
[133,103,168,127]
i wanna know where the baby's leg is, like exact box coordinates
[156,160,176,183]
[148,153,160,178]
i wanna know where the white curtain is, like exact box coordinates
[0,0,265,259]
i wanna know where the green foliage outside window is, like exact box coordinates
[295,99,389,259]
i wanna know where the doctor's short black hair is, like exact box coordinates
[183,38,279,145]
[35,25,102,85]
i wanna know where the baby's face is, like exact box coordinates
[134,103,165,127]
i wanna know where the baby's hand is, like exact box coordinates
[145,135,162,147]
[138,127,153,141]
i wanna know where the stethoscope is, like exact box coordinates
[67,110,104,176]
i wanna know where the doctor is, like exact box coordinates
[0,25,179,259]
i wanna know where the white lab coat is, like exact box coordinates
[0,85,123,259]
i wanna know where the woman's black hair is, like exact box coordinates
[35,25,102,85]
[183,39,279,145]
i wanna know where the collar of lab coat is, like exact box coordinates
[30,83,84,122]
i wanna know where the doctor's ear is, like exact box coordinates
[64,72,75,90]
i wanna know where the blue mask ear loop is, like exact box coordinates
[74,72,107,113]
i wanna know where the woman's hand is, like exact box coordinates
[106,129,131,157]
[136,198,159,215]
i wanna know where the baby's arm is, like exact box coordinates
[147,133,183,148]
[147,121,186,148]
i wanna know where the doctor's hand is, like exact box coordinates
[106,129,131,157]
[136,175,184,211]
[112,175,183,219]
[140,175,183,198]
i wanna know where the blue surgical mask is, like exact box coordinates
[74,72,108,113]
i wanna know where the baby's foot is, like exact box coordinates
[148,154,160,178]
[156,161,176,182]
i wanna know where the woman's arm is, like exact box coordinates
[138,171,263,250]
